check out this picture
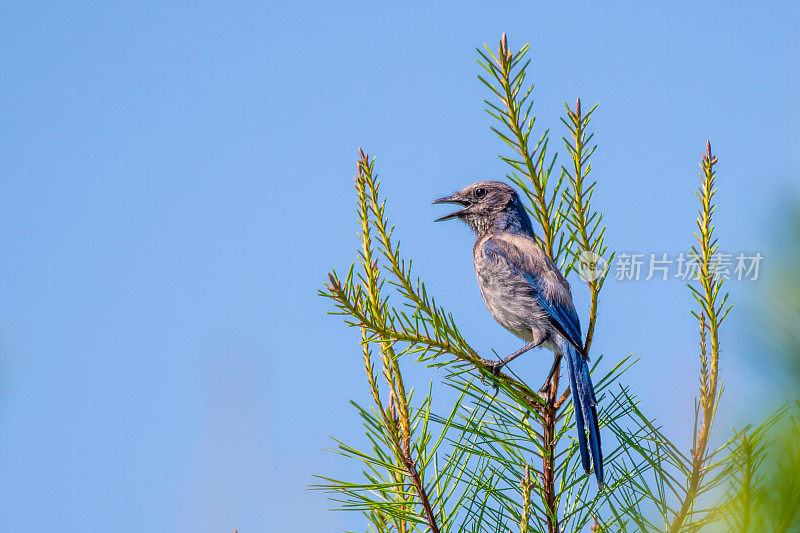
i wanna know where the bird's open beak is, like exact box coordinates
[432,194,470,222]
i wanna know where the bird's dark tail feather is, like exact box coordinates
[563,342,603,488]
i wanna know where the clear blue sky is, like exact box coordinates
[1,2,798,532]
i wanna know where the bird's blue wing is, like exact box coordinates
[522,275,583,353]
[484,238,585,356]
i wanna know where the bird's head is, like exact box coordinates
[432,181,534,235]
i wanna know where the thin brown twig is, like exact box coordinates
[542,370,560,533]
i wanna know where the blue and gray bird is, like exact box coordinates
[433,180,603,487]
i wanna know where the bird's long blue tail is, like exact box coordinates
[563,341,603,488]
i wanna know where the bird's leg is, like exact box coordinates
[538,354,562,403]
[485,339,543,395]
[487,340,542,375]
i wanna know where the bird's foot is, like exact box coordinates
[484,360,505,397]
[486,360,505,376]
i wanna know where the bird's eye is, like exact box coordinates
[474,188,486,199]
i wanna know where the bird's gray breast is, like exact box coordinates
[472,235,548,342]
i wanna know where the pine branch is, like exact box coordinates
[668,141,729,532]
[478,34,565,262]
[356,150,441,533]
[560,98,614,356]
